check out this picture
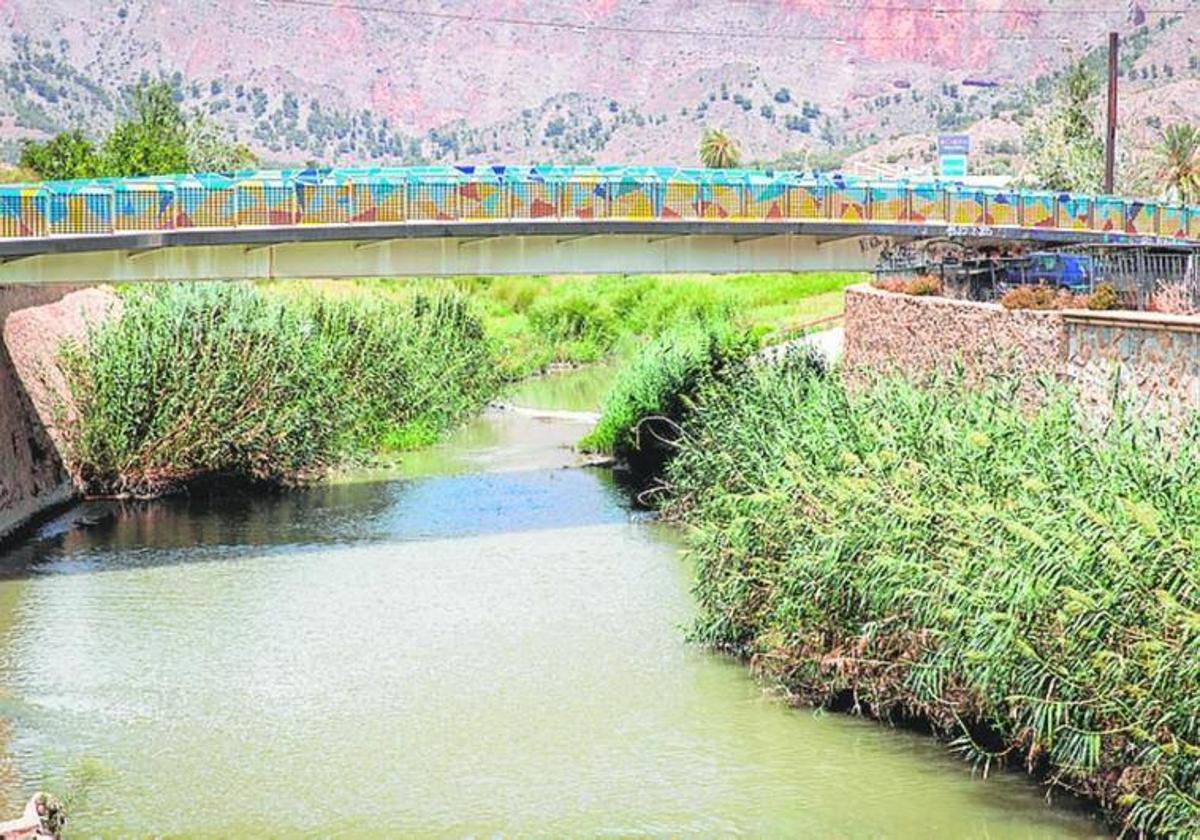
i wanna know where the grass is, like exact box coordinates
[270,271,861,379]
[61,283,496,495]
[612,352,1199,837]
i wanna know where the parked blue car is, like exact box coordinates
[1006,252,1097,293]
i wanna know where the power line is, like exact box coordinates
[263,0,1195,40]
[732,0,1198,14]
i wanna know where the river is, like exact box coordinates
[0,367,1106,837]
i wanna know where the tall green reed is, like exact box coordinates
[659,358,1199,837]
[60,283,496,495]
[580,319,758,461]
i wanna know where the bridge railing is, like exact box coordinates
[0,166,1197,244]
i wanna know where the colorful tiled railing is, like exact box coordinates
[1,165,1197,243]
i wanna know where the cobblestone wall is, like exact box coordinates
[843,285,1200,429]
[1066,310,1200,430]
[842,285,1067,404]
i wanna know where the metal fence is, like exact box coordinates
[934,248,1200,309]
[2,166,1200,244]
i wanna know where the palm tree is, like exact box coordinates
[699,128,741,169]
[1156,123,1200,204]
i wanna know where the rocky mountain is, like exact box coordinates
[0,0,1196,178]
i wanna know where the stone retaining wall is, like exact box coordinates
[843,285,1200,427]
[843,285,1067,404]
[1065,310,1200,428]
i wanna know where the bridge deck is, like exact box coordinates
[0,167,1194,282]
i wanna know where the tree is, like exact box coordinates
[18,130,101,180]
[99,82,190,176]
[20,81,257,181]
[699,128,741,169]
[185,116,258,173]
[1155,123,1200,204]
[1023,61,1104,193]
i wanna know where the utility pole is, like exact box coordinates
[1104,31,1119,195]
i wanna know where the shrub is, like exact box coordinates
[1086,281,1120,311]
[872,277,909,293]
[664,364,1200,836]
[999,285,1089,310]
[872,275,942,296]
[904,274,942,296]
[60,283,496,495]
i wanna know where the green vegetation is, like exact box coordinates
[327,272,858,379]
[698,127,741,169]
[579,320,757,471]
[63,272,857,495]
[608,351,1200,836]
[19,82,255,180]
[60,283,495,495]
[1156,123,1200,203]
[1024,61,1104,194]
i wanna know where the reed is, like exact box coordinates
[655,358,1199,837]
[579,319,756,464]
[60,283,496,495]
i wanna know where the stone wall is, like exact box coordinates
[1065,310,1200,429]
[0,286,78,542]
[843,284,1200,428]
[842,285,1067,403]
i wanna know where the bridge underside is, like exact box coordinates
[1,220,1189,285]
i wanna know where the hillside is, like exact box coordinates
[0,1,1197,176]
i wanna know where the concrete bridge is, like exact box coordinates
[0,165,1196,284]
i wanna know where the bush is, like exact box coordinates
[60,283,496,495]
[664,364,1200,837]
[905,274,942,296]
[1000,285,1089,310]
[873,275,942,296]
[1086,281,1120,311]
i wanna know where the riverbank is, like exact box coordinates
[587,344,1199,837]
[6,273,859,507]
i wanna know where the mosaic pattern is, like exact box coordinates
[0,165,1196,243]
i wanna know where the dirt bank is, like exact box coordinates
[0,286,117,543]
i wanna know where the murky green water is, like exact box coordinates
[0,370,1107,837]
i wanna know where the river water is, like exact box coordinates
[0,368,1106,838]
